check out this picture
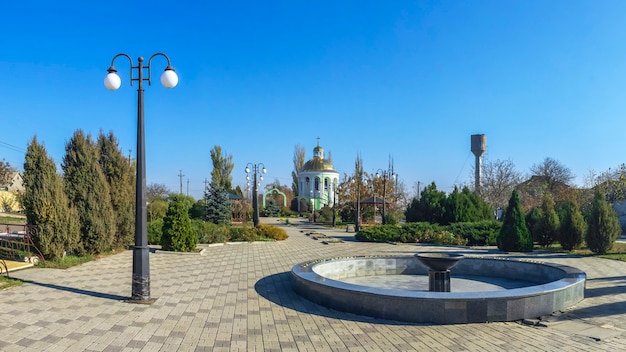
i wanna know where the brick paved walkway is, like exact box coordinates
[1,218,626,351]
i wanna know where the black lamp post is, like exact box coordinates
[104,53,178,302]
[332,183,338,227]
[310,189,317,222]
[245,163,266,227]
[375,169,395,225]
[355,176,361,232]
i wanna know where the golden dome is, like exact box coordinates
[301,157,336,172]
[301,141,337,172]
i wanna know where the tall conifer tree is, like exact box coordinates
[62,129,116,254]
[22,137,80,259]
[497,190,533,252]
[97,131,135,249]
[586,190,621,254]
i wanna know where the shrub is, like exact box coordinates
[256,224,289,241]
[147,219,164,245]
[355,223,468,246]
[193,220,230,244]
[228,226,259,242]
[447,221,501,246]
[355,224,401,242]
[161,194,197,252]
[586,190,621,254]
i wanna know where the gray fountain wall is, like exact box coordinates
[291,256,586,324]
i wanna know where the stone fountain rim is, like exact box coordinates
[292,255,586,300]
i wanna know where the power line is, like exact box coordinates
[0,140,26,153]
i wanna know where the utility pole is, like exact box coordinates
[186,179,189,196]
[203,178,210,217]
[178,170,184,194]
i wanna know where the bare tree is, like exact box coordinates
[291,144,306,195]
[480,159,523,209]
[147,183,171,203]
[0,160,15,186]
[530,157,575,189]
[585,164,626,202]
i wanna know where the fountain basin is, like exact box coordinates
[416,252,464,271]
[291,255,585,324]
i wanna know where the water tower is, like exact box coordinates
[471,134,486,193]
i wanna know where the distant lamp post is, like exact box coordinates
[375,169,395,225]
[355,175,362,232]
[104,53,178,303]
[332,183,339,227]
[245,163,266,227]
[310,189,317,222]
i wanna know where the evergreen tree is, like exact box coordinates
[463,187,494,220]
[22,137,80,259]
[536,193,560,247]
[189,199,207,220]
[559,201,586,251]
[404,182,446,223]
[62,129,116,255]
[97,131,135,249]
[205,180,231,225]
[525,206,542,241]
[586,190,621,254]
[497,190,533,252]
[161,194,197,251]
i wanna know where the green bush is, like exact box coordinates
[355,223,467,246]
[447,221,501,246]
[399,222,439,243]
[193,220,230,244]
[229,226,259,242]
[148,219,164,245]
[355,224,401,242]
[256,224,289,241]
[161,194,197,252]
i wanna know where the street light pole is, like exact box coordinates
[355,176,361,232]
[104,53,178,303]
[245,163,266,227]
[332,183,338,227]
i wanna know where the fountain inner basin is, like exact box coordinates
[291,255,586,324]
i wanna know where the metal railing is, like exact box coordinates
[0,224,43,275]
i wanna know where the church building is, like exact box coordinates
[297,140,339,212]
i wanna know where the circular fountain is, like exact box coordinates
[291,255,585,324]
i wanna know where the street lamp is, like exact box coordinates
[355,175,362,232]
[245,163,266,227]
[375,169,395,225]
[332,183,338,227]
[309,189,316,222]
[104,53,178,303]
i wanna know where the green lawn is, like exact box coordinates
[0,215,26,224]
[544,242,626,262]
[0,275,23,290]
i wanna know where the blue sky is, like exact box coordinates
[3,1,626,200]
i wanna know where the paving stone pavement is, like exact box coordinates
[2,217,626,351]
